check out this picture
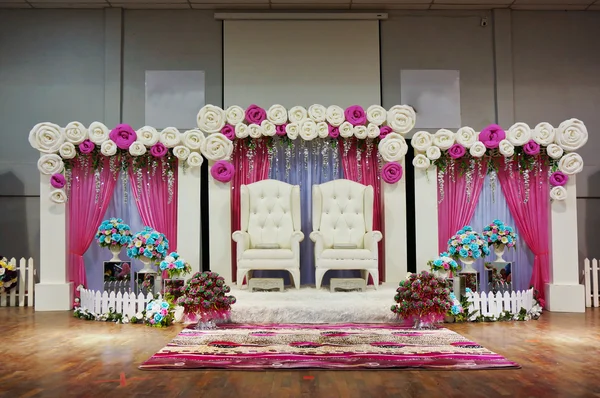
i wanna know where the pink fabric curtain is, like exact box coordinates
[128,159,179,278]
[68,157,118,294]
[496,158,550,304]
[231,139,271,282]
[437,159,488,252]
[339,139,385,282]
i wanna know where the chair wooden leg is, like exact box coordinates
[315,268,327,290]
[237,270,248,288]
[289,270,301,289]
[370,270,379,290]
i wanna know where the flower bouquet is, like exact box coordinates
[428,252,459,278]
[445,292,464,322]
[127,226,169,272]
[95,218,133,261]
[0,258,18,294]
[176,271,236,329]
[447,226,490,273]
[482,219,517,262]
[143,297,174,327]
[159,252,192,279]
[390,271,452,329]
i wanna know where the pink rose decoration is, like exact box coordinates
[344,105,367,126]
[221,124,235,140]
[379,126,393,140]
[523,140,540,156]
[550,171,568,187]
[275,124,287,137]
[78,139,95,154]
[245,104,267,125]
[479,124,506,149]
[328,125,340,138]
[210,160,235,183]
[150,142,168,158]
[382,162,403,184]
[50,173,66,189]
[448,143,466,159]
[109,124,137,150]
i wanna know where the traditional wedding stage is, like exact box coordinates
[229,285,399,324]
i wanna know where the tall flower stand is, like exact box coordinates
[459,258,480,292]
[109,245,123,261]
[136,256,158,295]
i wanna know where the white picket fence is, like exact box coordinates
[79,288,160,317]
[584,258,600,307]
[466,288,534,318]
[0,258,35,307]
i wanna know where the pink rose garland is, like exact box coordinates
[479,124,506,149]
[221,124,235,140]
[448,143,466,159]
[550,171,568,187]
[210,160,235,183]
[109,124,137,150]
[150,142,168,158]
[275,124,287,137]
[50,173,66,189]
[382,162,403,184]
[245,104,267,125]
[344,105,367,126]
[328,125,340,138]
[79,139,95,154]
[379,126,393,140]
[523,140,540,156]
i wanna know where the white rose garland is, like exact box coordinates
[197,105,226,133]
[64,121,88,145]
[248,124,263,139]
[367,123,380,139]
[326,105,345,127]
[339,121,354,138]
[455,127,478,148]
[261,120,277,137]
[546,144,564,160]
[432,129,455,150]
[558,153,584,175]
[556,118,588,152]
[386,105,416,135]
[507,122,532,146]
[412,154,431,170]
[101,140,117,157]
[38,154,64,175]
[288,106,308,124]
[59,143,77,160]
[186,152,204,168]
[378,133,408,162]
[426,146,441,161]
[532,122,555,146]
[469,142,487,158]
[201,133,234,161]
[235,123,249,139]
[182,129,205,150]
[308,104,327,123]
[550,186,567,201]
[411,131,433,152]
[137,126,160,147]
[316,122,329,139]
[128,141,147,156]
[299,120,318,141]
[173,145,191,161]
[226,105,246,126]
[160,127,181,148]
[29,122,64,153]
[498,139,515,157]
[366,105,387,126]
[49,189,68,204]
[267,104,288,125]
[286,123,299,140]
[88,122,110,145]
[353,125,368,140]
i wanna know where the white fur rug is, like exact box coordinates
[229,285,399,324]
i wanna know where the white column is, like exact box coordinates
[208,161,232,283]
[177,165,202,274]
[383,158,407,284]
[546,176,585,312]
[414,166,439,272]
[35,174,73,311]
[492,9,515,127]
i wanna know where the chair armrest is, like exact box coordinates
[290,231,304,258]
[364,231,383,254]
[232,231,250,261]
[310,231,325,258]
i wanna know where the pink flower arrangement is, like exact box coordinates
[479,124,506,149]
[150,142,168,158]
[221,124,235,140]
[448,143,466,159]
[210,160,235,183]
[275,124,287,137]
[550,171,568,187]
[109,124,137,150]
[176,271,236,322]
[50,173,66,189]
[245,104,267,124]
[381,162,403,184]
[328,125,340,138]
[523,140,540,156]
[344,105,367,126]
[379,126,393,140]
[79,139,95,154]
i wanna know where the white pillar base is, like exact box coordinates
[35,282,74,311]
[544,283,585,313]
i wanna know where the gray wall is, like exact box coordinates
[0,9,599,270]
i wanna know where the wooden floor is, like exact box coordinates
[2,307,600,398]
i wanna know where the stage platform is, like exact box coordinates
[229,284,398,324]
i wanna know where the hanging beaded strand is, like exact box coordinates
[322,140,329,180]
[121,157,128,204]
[333,140,340,177]
[94,169,101,204]
[438,169,445,204]
[465,158,475,202]
[285,141,292,181]
[357,144,363,183]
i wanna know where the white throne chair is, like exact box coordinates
[310,179,383,290]
[232,179,304,289]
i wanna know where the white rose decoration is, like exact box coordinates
[367,123,380,139]
[226,105,246,126]
[498,139,515,157]
[354,125,368,140]
[386,105,416,135]
[64,121,88,144]
[339,121,354,138]
[456,127,478,148]
[411,131,433,152]
[160,127,181,148]
[326,105,345,127]
[29,122,64,153]
[261,120,276,137]
[128,141,147,156]
[38,154,64,175]
[469,142,487,158]
[550,186,568,201]
[308,104,327,123]
[101,140,117,157]
[412,154,431,170]
[288,106,308,124]
[88,122,110,145]
[286,123,299,140]
[137,126,160,147]
[49,189,67,204]
[432,129,455,150]
[316,122,329,139]
[507,122,532,146]
[235,123,249,139]
[59,143,76,160]
[201,133,234,161]
[299,120,318,141]
[248,123,263,139]
[546,144,564,160]
[182,129,205,150]
[556,118,588,151]
[558,152,584,175]
[186,151,204,168]
[173,145,191,161]
[378,133,408,162]
[532,122,555,146]
[426,146,441,161]
[267,104,288,125]
[197,105,226,133]
[366,105,387,126]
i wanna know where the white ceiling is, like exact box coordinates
[1,0,599,11]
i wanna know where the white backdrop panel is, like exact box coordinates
[224,20,381,108]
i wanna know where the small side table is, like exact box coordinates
[248,278,284,292]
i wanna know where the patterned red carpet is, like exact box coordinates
[140,323,519,370]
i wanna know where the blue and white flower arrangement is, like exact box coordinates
[428,252,459,273]
[126,226,169,262]
[447,226,490,261]
[95,218,133,249]
[144,297,174,327]
[482,219,517,249]
[159,252,192,279]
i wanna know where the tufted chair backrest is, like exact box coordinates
[312,179,373,249]
[241,179,301,249]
